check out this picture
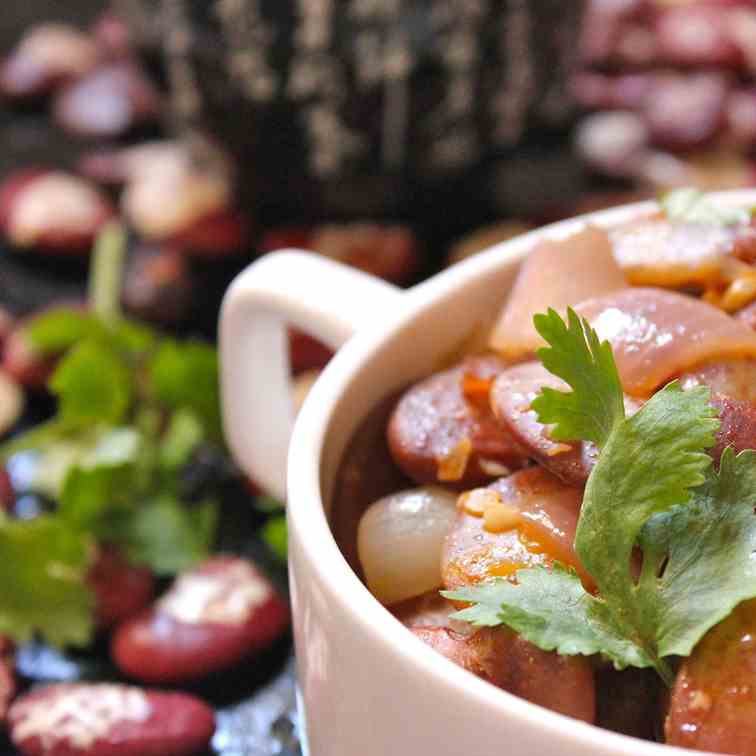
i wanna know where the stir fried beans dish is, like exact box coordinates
[333,191,756,753]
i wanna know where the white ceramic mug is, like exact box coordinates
[219,194,751,756]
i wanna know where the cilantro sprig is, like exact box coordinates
[660,187,753,227]
[0,225,224,648]
[443,307,756,686]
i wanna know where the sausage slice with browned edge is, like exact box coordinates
[387,356,528,489]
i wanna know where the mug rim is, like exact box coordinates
[287,189,756,756]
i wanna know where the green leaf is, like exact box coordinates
[452,310,723,685]
[660,188,752,227]
[58,460,136,533]
[531,307,625,447]
[254,494,285,513]
[575,382,718,678]
[637,448,756,659]
[49,340,133,426]
[160,409,205,470]
[111,319,156,355]
[0,516,95,647]
[122,496,217,575]
[25,310,105,355]
[444,566,652,670]
[4,425,141,497]
[262,515,288,562]
[149,340,222,439]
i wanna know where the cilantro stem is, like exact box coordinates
[88,222,126,325]
[655,657,675,688]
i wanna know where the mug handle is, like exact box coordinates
[220,250,403,501]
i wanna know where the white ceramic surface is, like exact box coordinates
[220,192,756,756]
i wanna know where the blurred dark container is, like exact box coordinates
[118,0,584,240]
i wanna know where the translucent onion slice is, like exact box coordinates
[357,487,457,606]
[489,226,627,359]
[575,288,756,397]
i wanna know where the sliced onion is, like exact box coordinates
[357,487,457,606]
[489,226,626,359]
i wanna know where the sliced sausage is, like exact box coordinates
[441,467,588,592]
[490,361,598,487]
[411,626,595,723]
[666,599,756,754]
[492,358,756,482]
[387,356,528,489]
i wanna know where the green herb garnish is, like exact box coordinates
[444,307,756,686]
[660,187,753,227]
[0,225,224,648]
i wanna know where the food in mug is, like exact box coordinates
[333,189,756,752]
[112,556,289,683]
[8,683,214,756]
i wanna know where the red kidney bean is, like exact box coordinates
[169,210,249,258]
[112,556,289,683]
[9,683,214,756]
[387,356,529,489]
[0,25,99,102]
[91,13,133,60]
[0,467,13,513]
[122,244,194,326]
[0,636,15,725]
[88,545,155,629]
[656,5,740,68]
[0,169,114,255]
[571,71,653,112]
[643,72,729,152]
[258,226,313,254]
[411,625,595,723]
[310,223,421,285]
[726,88,756,146]
[574,111,649,176]
[53,62,161,141]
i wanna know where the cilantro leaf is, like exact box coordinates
[160,409,205,470]
[262,515,288,562]
[660,187,753,227]
[638,447,756,659]
[149,340,222,439]
[49,340,133,425]
[455,310,722,684]
[444,566,652,670]
[0,516,95,647]
[121,495,218,575]
[58,461,136,533]
[531,308,625,446]
[25,310,105,354]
